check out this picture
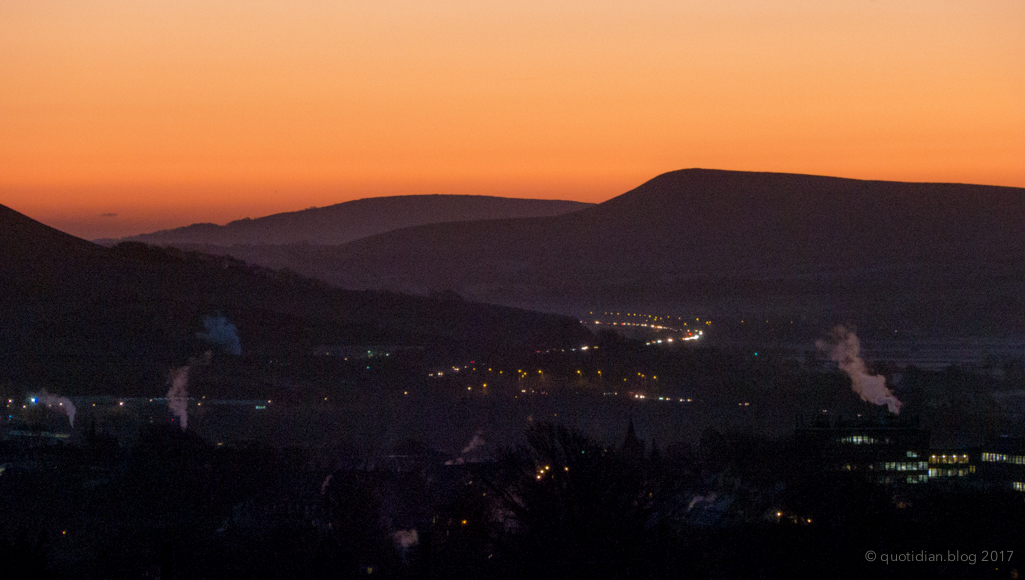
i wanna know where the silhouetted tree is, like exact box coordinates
[480,423,666,579]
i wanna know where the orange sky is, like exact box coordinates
[2,0,1023,239]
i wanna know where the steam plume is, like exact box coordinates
[461,432,485,455]
[445,432,486,465]
[197,315,241,355]
[816,326,902,414]
[27,391,76,428]
[167,352,211,431]
[394,529,419,549]
[167,364,192,431]
[687,492,717,511]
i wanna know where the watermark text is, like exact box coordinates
[864,550,1013,566]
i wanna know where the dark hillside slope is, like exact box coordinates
[0,205,589,394]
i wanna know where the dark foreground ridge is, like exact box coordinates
[0,204,590,395]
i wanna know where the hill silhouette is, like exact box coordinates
[0,204,590,394]
[195,169,1025,336]
[102,195,591,246]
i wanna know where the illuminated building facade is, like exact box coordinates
[977,436,1025,492]
[794,416,1025,491]
[794,413,931,485]
[928,451,975,479]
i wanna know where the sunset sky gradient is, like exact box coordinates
[3,0,1023,239]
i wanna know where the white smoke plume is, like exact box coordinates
[197,315,241,355]
[394,529,419,549]
[445,432,486,465]
[461,432,485,455]
[816,326,902,414]
[27,391,77,428]
[167,364,192,431]
[167,352,212,431]
[687,492,717,511]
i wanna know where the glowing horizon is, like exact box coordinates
[3,0,1023,239]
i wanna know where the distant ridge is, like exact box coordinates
[103,194,591,246]
[191,169,1025,336]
